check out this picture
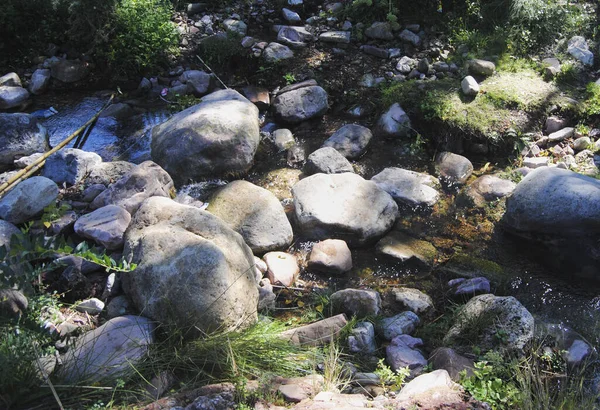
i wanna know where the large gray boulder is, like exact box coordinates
[443,294,534,353]
[122,197,259,336]
[206,180,293,253]
[0,113,49,171]
[42,148,102,185]
[0,177,58,224]
[292,173,398,246]
[272,82,328,123]
[91,161,174,214]
[504,167,600,235]
[371,167,440,209]
[322,124,372,159]
[58,315,154,383]
[151,90,260,185]
[0,86,29,110]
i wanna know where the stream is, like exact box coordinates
[30,93,600,350]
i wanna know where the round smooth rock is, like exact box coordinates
[308,239,352,274]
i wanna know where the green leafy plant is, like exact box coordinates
[460,359,522,409]
[374,358,410,391]
[283,73,296,85]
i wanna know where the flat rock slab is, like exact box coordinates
[392,288,433,315]
[281,314,348,346]
[303,147,354,175]
[371,167,440,209]
[74,205,132,250]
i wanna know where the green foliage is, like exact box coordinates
[283,73,296,85]
[374,358,410,391]
[581,82,600,119]
[107,0,179,76]
[168,94,203,113]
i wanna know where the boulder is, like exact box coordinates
[282,8,301,23]
[0,177,58,224]
[277,26,315,48]
[380,311,420,340]
[395,370,467,408]
[58,315,154,383]
[151,90,260,185]
[392,288,433,315]
[548,127,574,143]
[263,42,294,63]
[458,175,516,208]
[263,251,299,287]
[122,197,258,336]
[86,161,135,186]
[567,36,594,66]
[207,180,293,253]
[461,76,480,96]
[42,148,102,185]
[291,173,397,246]
[371,167,440,209]
[74,205,131,250]
[308,239,352,274]
[365,22,394,40]
[0,289,28,319]
[435,151,473,188]
[179,70,212,96]
[75,298,105,315]
[91,161,174,214]
[330,288,381,318]
[348,321,377,354]
[443,294,534,353]
[449,277,491,297]
[29,69,51,95]
[467,59,496,77]
[386,335,426,374]
[272,83,328,123]
[375,231,437,272]
[280,313,348,346]
[223,18,247,36]
[303,147,354,175]
[399,29,421,47]
[0,113,49,171]
[50,59,90,83]
[374,103,412,138]
[0,86,29,110]
[272,128,295,151]
[322,124,372,159]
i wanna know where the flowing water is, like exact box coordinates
[29,93,600,349]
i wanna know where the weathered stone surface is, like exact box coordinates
[292,173,397,246]
[365,22,394,40]
[278,375,324,403]
[322,124,372,159]
[548,127,574,143]
[399,29,421,47]
[374,103,412,138]
[376,231,437,272]
[386,334,426,374]
[308,239,352,274]
[29,69,51,95]
[330,288,381,318]
[277,26,315,48]
[0,86,29,110]
[75,298,105,315]
[348,321,377,354]
[207,180,293,253]
[371,167,440,209]
[273,84,328,123]
[74,205,132,250]
[151,90,260,184]
[444,294,534,353]
[429,347,475,381]
[272,129,296,151]
[91,161,174,214]
[395,370,465,408]
[461,76,480,96]
[450,277,491,297]
[567,36,594,66]
[0,113,49,171]
[50,60,90,83]
[0,73,21,87]
[318,31,351,44]
[123,197,258,336]
[42,148,102,185]
[281,314,348,346]
[86,161,135,186]
[392,288,433,315]
[467,59,496,77]
[380,311,420,340]
[435,151,473,188]
[263,251,299,287]
[303,147,353,175]
[223,18,247,36]
[0,177,58,224]
[459,175,516,208]
[58,315,154,383]
[264,42,294,63]
[0,220,20,250]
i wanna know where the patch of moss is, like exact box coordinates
[446,253,505,279]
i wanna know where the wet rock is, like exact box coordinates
[449,277,491,297]
[74,205,131,250]
[0,113,48,172]
[380,311,420,340]
[241,85,270,110]
[75,298,105,315]
[318,31,351,44]
[0,289,28,319]
[91,161,174,214]
[287,144,306,167]
[58,315,154,383]
[308,239,352,274]
[272,83,328,123]
[467,59,495,77]
[392,288,433,315]
[14,152,43,169]
[322,124,372,159]
[263,251,299,287]
[280,313,348,346]
[272,128,295,151]
[29,69,51,95]
[371,167,440,209]
[435,151,473,188]
[291,173,397,246]
[428,347,475,381]
[42,148,102,185]
[264,42,295,63]
[122,197,258,336]
[152,89,259,185]
[461,75,480,96]
[459,175,516,208]
[348,321,377,354]
[223,18,247,36]
[399,29,421,47]
[0,177,58,224]
[330,288,381,318]
[386,334,426,374]
[365,21,394,40]
[303,147,354,175]
[444,294,534,353]
[99,103,134,120]
[0,86,29,110]
[376,231,437,273]
[374,103,412,139]
[207,180,293,253]
[50,59,90,83]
